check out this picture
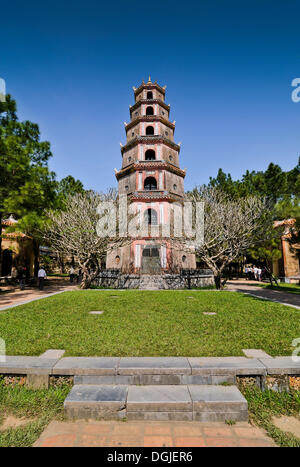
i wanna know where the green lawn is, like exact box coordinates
[0,378,70,447]
[242,386,300,447]
[0,290,299,356]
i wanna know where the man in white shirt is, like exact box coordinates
[257,267,262,281]
[69,266,75,283]
[253,266,258,281]
[38,267,47,290]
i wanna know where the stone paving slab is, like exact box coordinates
[65,384,128,405]
[0,356,59,375]
[189,385,248,413]
[118,357,191,375]
[188,357,266,375]
[39,349,65,359]
[242,349,273,359]
[52,357,120,375]
[64,385,127,419]
[259,357,300,375]
[127,385,192,412]
[33,420,276,447]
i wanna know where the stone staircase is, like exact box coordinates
[64,382,248,422]
[63,357,252,422]
[138,275,166,290]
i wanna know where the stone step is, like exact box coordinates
[74,374,235,385]
[64,384,248,422]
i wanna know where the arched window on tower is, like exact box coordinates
[144,176,157,190]
[144,208,158,225]
[145,149,155,160]
[147,91,153,99]
[146,126,154,135]
[146,106,154,115]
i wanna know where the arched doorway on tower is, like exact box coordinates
[141,244,161,274]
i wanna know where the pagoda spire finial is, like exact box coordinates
[148,75,151,83]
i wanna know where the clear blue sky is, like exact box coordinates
[1,0,300,191]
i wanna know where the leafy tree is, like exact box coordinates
[57,175,85,198]
[0,95,56,274]
[0,95,85,276]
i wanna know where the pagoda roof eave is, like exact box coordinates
[125,116,175,132]
[134,82,166,96]
[130,99,170,114]
[115,161,186,180]
[121,136,181,154]
[130,191,184,203]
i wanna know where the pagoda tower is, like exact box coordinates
[106,77,196,273]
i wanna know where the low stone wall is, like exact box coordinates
[92,269,214,290]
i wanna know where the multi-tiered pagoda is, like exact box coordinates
[106,77,196,274]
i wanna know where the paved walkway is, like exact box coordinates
[227,280,300,310]
[33,420,275,447]
[0,277,77,310]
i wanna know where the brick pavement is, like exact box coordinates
[33,420,276,447]
[0,277,77,310]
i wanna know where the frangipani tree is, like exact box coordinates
[188,186,278,289]
[43,189,124,288]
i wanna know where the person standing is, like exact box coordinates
[69,266,75,283]
[38,267,47,290]
[18,266,27,290]
[253,266,258,281]
[257,267,262,282]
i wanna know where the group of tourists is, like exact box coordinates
[17,265,82,291]
[244,265,264,281]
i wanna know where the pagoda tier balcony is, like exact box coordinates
[130,99,170,114]
[130,190,184,202]
[115,160,186,180]
[125,116,175,131]
[133,81,166,97]
[121,135,180,154]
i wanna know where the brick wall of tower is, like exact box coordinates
[118,172,136,195]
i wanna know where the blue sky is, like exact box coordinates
[1,0,300,191]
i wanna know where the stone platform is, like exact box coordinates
[92,269,214,290]
[1,356,300,389]
[64,384,248,422]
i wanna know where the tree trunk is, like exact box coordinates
[32,239,40,277]
[214,274,222,290]
[81,267,90,289]
[0,212,2,276]
[265,262,278,286]
[58,253,65,274]
[81,263,99,289]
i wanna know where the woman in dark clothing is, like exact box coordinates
[18,266,26,290]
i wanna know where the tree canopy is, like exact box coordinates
[0,95,84,274]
